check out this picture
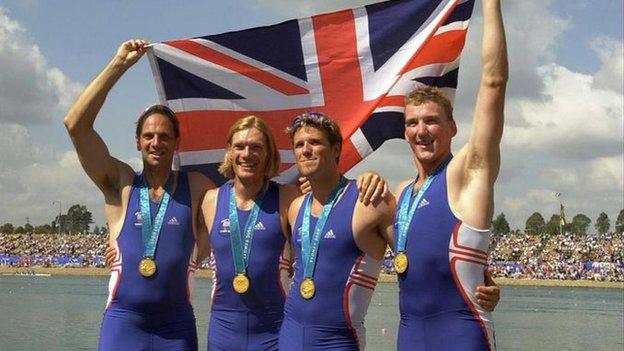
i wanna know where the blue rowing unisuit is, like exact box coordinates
[395,166,496,351]
[99,172,198,351]
[280,180,381,351]
[208,180,287,351]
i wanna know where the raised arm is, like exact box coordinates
[450,0,507,228]
[464,0,507,181]
[64,39,149,194]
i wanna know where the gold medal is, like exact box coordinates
[394,252,408,274]
[139,257,157,277]
[232,273,250,294]
[300,278,316,300]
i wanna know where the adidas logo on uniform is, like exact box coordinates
[324,230,336,239]
[418,198,430,209]
[254,222,266,230]
[168,217,180,225]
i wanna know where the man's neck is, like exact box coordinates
[414,152,451,185]
[143,166,172,189]
[309,171,342,205]
[233,176,265,204]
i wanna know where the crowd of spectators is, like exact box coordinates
[0,232,107,267]
[1,231,622,281]
[380,232,623,282]
[488,232,623,282]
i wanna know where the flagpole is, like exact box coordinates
[556,193,563,235]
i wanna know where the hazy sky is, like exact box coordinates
[0,0,622,230]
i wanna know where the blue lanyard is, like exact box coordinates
[395,156,452,252]
[228,181,268,275]
[301,177,348,279]
[139,174,173,259]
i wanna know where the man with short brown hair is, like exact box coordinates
[394,0,507,349]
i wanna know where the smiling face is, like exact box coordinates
[292,126,341,181]
[228,127,269,183]
[404,101,456,167]
[136,113,179,169]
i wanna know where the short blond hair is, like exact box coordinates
[405,87,453,121]
[218,116,281,179]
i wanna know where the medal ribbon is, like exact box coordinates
[396,155,452,252]
[228,181,269,275]
[302,177,348,280]
[139,174,173,259]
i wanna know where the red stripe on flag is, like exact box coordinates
[176,110,302,151]
[166,40,309,96]
[401,30,468,73]
[339,139,363,174]
[379,96,406,108]
[312,10,377,137]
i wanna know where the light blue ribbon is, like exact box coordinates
[139,174,173,259]
[302,177,348,279]
[395,155,452,252]
[228,182,268,275]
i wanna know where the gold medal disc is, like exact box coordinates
[232,273,250,294]
[300,278,316,300]
[394,252,408,274]
[139,257,157,277]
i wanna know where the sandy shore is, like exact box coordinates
[2,267,621,289]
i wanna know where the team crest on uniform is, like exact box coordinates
[220,218,231,233]
[134,211,143,227]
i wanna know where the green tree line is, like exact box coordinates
[491,209,623,236]
[1,204,99,235]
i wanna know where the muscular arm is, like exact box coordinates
[192,173,216,264]
[279,184,303,267]
[199,187,219,263]
[450,0,507,228]
[63,40,148,194]
[353,189,396,261]
[467,0,507,171]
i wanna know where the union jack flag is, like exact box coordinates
[147,0,475,184]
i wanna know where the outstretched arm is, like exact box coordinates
[450,0,507,228]
[464,0,507,182]
[64,39,149,194]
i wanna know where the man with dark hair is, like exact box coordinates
[394,0,507,349]
[279,112,395,350]
[64,39,214,351]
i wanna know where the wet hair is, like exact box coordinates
[405,87,454,121]
[135,104,180,139]
[218,115,281,179]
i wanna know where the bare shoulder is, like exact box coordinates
[188,171,216,193]
[287,193,306,222]
[279,183,302,205]
[394,179,414,199]
[101,160,135,202]
[202,186,220,208]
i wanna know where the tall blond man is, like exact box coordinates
[393,0,508,350]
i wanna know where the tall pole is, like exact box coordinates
[52,201,62,235]
[556,193,563,236]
